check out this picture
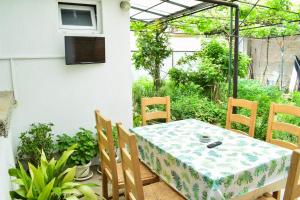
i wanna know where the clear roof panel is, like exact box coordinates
[133,12,163,22]
[131,0,162,9]
[130,0,215,22]
[171,0,201,7]
[149,2,185,15]
[130,8,141,16]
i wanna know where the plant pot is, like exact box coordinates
[75,161,91,179]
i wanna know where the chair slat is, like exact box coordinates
[142,97,168,106]
[121,147,134,169]
[141,96,171,126]
[273,104,300,117]
[226,97,258,138]
[231,98,256,110]
[272,121,300,136]
[101,149,112,168]
[99,131,109,149]
[271,139,298,150]
[266,103,300,150]
[231,114,251,126]
[125,169,137,192]
[145,111,168,121]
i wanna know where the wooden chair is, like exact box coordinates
[226,97,258,137]
[266,103,300,150]
[95,110,159,200]
[141,96,171,126]
[116,123,185,200]
[256,149,300,200]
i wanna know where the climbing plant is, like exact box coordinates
[169,0,300,39]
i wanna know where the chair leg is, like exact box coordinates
[102,173,109,199]
[111,184,119,200]
[273,190,281,200]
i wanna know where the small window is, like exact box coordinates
[59,3,97,30]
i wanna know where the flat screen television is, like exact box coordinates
[65,36,105,65]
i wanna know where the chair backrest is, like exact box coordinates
[226,97,258,137]
[284,149,300,200]
[266,103,300,150]
[95,110,118,185]
[116,123,144,200]
[141,96,171,126]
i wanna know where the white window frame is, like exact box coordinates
[58,4,97,30]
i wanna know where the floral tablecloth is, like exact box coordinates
[130,119,292,200]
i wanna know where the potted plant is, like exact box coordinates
[9,146,98,200]
[17,123,55,167]
[56,128,97,180]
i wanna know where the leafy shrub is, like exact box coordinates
[132,78,167,127]
[290,91,300,106]
[170,39,251,99]
[132,78,159,111]
[17,123,55,166]
[56,128,97,166]
[171,93,226,125]
[132,78,227,126]
[237,79,284,140]
[9,147,97,200]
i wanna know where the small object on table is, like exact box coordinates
[199,134,211,143]
[207,141,222,148]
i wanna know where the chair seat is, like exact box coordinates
[117,162,159,187]
[143,181,185,200]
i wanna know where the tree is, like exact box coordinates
[132,21,172,91]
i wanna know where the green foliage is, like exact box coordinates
[132,76,300,145]
[166,83,226,125]
[132,21,172,91]
[170,0,300,38]
[56,129,97,166]
[18,123,55,166]
[132,78,227,127]
[236,79,284,140]
[132,78,166,127]
[169,39,250,99]
[9,147,97,200]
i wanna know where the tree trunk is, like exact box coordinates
[154,63,161,92]
[154,31,162,92]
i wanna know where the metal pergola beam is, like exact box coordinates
[156,2,217,23]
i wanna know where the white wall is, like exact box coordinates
[0,133,15,200]
[0,0,133,153]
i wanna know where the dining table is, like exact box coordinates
[130,119,292,200]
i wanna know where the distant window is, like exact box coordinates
[59,3,97,30]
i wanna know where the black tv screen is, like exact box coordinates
[65,36,105,65]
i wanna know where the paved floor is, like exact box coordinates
[81,166,125,200]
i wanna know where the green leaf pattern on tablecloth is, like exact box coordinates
[131,119,292,200]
